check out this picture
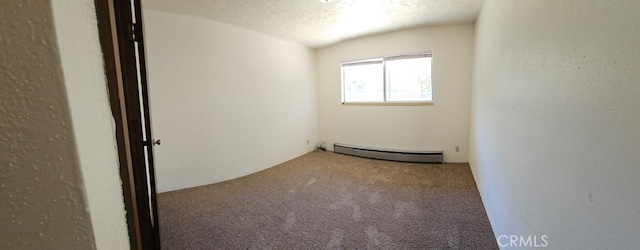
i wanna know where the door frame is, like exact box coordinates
[95,0,160,249]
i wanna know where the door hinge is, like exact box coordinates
[131,23,138,42]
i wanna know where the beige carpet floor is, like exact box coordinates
[158,151,497,249]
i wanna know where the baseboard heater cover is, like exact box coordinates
[333,143,443,164]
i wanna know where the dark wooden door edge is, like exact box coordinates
[132,1,161,244]
[95,0,160,249]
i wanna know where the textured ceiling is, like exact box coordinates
[143,0,484,48]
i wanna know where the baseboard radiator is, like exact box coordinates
[333,143,443,164]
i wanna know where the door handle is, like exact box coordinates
[153,139,161,146]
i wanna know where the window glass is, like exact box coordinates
[342,62,383,102]
[341,53,432,104]
[386,57,432,101]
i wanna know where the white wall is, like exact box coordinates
[51,1,130,249]
[470,0,640,248]
[316,24,475,162]
[144,10,319,192]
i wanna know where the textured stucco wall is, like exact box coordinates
[470,0,640,248]
[0,1,96,248]
[51,1,130,249]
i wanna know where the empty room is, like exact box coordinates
[2,0,639,249]
[144,0,487,248]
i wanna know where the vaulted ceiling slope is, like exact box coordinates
[143,0,484,48]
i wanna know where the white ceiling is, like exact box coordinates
[143,0,484,48]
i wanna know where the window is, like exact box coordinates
[341,53,433,104]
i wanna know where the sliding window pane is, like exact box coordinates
[386,57,432,101]
[342,63,383,102]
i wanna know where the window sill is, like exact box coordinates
[341,101,434,106]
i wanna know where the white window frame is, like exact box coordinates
[341,52,434,106]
